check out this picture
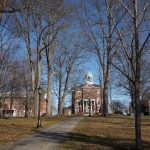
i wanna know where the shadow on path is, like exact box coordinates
[0,117,149,150]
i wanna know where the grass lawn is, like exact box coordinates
[0,116,69,145]
[58,115,150,150]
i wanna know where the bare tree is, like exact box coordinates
[10,0,74,117]
[80,0,123,116]
[0,0,6,22]
[3,61,22,117]
[0,16,18,109]
[0,59,33,118]
[111,100,128,115]
[0,0,27,23]
[42,0,73,117]
[10,1,54,117]
[0,18,17,71]
[19,59,33,117]
[53,36,85,115]
[115,58,150,116]
[112,0,150,149]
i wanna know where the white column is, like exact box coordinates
[94,99,95,113]
[82,100,84,114]
[91,100,92,113]
[75,102,77,114]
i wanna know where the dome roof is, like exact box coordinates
[86,71,93,77]
[85,71,93,84]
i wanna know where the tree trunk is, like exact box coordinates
[58,69,70,115]
[59,99,64,115]
[134,77,141,150]
[100,87,103,113]
[34,89,39,117]
[102,0,112,117]
[10,93,13,118]
[58,76,62,116]
[131,93,135,115]
[25,93,29,118]
[26,17,36,117]
[129,79,135,115]
[134,0,142,149]
[0,0,6,23]
[59,93,67,115]
[102,49,111,117]
[46,43,54,118]
[34,41,42,117]
[103,61,111,117]
[47,64,52,117]
[103,73,109,117]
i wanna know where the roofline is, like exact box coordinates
[72,83,102,90]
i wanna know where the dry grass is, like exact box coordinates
[58,115,150,150]
[0,116,69,145]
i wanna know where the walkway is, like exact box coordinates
[0,117,83,150]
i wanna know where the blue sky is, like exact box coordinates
[84,57,131,102]
[1,0,132,112]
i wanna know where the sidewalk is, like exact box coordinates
[0,117,83,150]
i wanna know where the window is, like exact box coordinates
[98,91,100,96]
[78,102,80,106]
[88,76,91,81]
[78,91,81,96]
[98,99,100,105]
[87,91,90,97]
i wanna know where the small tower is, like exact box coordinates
[86,71,93,85]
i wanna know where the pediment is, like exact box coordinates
[81,84,99,89]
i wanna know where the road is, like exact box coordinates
[0,117,83,150]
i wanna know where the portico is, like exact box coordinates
[76,99,96,115]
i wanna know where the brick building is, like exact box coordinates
[0,97,27,117]
[63,106,72,116]
[0,94,47,117]
[72,72,102,115]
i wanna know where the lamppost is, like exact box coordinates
[37,86,42,128]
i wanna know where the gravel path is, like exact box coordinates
[0,117,83,150]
